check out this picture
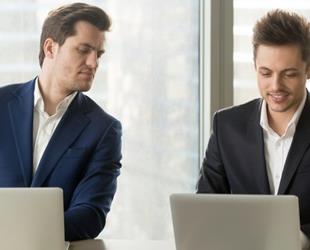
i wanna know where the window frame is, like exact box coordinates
[199,0,233,166]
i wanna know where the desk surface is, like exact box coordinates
[69,239,175,250]
[105,240,175,250]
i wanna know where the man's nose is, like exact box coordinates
[270,75,282,91]
[86,51,98,69]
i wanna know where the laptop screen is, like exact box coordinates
[170,194,301,250]
[0,188,65,250]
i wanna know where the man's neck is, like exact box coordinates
[267,110,293,136]
[265,91,307,137]
[37,75,71,116]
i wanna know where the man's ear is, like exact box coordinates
[43,38,58,59]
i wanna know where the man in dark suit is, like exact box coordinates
[197,10,310,249]
[0,3,121,241]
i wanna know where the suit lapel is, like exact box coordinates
[31,93,90,187]
[8,80,35,186]
[278,93,310,194]
[246,99,271,194]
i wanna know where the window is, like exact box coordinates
[0,0,200,239]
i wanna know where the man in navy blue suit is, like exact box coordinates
[0,3,122,241]
[197,10,310,249]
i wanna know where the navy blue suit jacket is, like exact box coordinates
[197,93,310,237]
[0,78,122,241]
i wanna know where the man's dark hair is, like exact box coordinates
[253,9,310,65]
[39,2,111,67]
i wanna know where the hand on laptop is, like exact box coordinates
[65,241,70,250]
[300,231,310,250]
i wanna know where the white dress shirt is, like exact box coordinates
[260,91,309,249]
[260,92,306,195]
[32,78,77,173]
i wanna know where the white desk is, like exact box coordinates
[69,239,175,250]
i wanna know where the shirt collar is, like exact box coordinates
[34,77,77,115]
[260,89,307,137]
[34,77,42,110]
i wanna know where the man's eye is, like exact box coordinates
[260,72,271,77]
[284,73,298,78]
[77,47,90,54]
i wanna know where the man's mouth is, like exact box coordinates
[268,92,289,103]
[79,71,94,78]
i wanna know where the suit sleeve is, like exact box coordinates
[197,112,230,193]
[64,120,122,241]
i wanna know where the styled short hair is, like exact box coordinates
[253,9,310,65]
[39,2,111,67]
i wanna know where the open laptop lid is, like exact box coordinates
[170,194,301,250]
[0,187,65,250]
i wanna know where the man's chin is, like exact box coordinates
[78,86,92,92]
[74,82,93,92]
[268,103,296,114]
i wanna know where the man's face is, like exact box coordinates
[52,21,105,94]
[255,44,309,118]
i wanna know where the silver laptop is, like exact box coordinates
[170,194,301,250]
[0,188,65,250]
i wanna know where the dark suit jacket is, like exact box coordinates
[197,93,310,237]
[0,78,122,241]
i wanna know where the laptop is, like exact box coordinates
[0,188,65,250]
[170,194,301,250]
